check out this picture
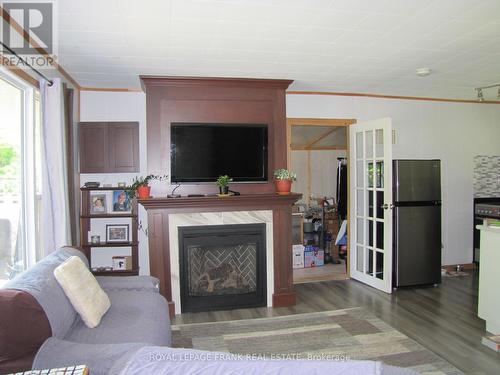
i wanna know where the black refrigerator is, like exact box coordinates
[393,160,442,287]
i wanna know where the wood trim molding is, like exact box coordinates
[0,5,80,89]
[287,90,500,105]
[287,117,353,277]
[291,146,347,151]
[1,57,39,88]
[287,118,356,127]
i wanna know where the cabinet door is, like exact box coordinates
[79,123,108,173]
[108,122,139,172]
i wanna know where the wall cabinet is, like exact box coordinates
[79,122,139,173]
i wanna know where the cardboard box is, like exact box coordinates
[324,212,337,220]
[292,245,305,269]
[304,248,324,267]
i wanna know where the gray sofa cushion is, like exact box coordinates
[64,290,171,346]
[96,275,159,292]
[3,247,88,338]
[33,338,143,375]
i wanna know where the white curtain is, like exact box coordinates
[40,78,71,255]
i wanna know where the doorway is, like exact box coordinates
[286,118,355,284]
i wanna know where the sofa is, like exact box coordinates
[1,247,418,375]
[0,246,171,374]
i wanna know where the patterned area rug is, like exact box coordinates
[172,308,463,375]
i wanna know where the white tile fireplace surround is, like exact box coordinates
[168,210,273,314]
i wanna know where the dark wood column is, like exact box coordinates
[140,193,301,316]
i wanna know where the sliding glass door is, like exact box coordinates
[0,70,42,284]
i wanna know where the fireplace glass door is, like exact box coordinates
[179,224,266,312]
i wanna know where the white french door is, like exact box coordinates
[349,118,393,293]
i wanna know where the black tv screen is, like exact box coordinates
[170,123,268,183]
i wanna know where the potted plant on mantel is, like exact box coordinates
[274,168,297,195]
[127,174,167,200]
[216,175,233,196]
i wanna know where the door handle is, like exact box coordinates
[381,203,394,210]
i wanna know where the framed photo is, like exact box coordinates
[112,190,131,212]
[106,224,129,243]
[90,194,107,214]
[112,256,126,270]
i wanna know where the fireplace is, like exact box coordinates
[179,223,267,312]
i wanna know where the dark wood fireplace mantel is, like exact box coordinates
[139,193,300,211]
[139,193,301,316]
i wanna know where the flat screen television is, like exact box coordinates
[170,123,268,183]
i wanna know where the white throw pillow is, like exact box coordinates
[53,256,111,328]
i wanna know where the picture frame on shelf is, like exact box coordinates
[106,224,129,243]
[112,190,131,212]
[90,194,107,214]
[112,256,127,270]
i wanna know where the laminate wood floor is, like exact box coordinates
[293,262,349,284]
[173,271,500,375]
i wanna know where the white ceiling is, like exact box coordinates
[56,0,500,99]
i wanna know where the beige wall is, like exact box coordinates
[291,150,347,204]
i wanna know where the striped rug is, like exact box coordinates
[171,307,462,375]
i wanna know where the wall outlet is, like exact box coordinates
[392,129,396,144]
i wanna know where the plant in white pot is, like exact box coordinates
[273,169,297,195]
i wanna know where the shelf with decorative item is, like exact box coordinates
[81,213,137,219]
[82,242,138,248]
[91,268,139,276]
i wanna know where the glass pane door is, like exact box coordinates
[349,118,393,293]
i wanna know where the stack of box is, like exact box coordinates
[304,245,324,267]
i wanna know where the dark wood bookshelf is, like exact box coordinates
[80,187,139,276]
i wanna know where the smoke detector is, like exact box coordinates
[416,67,432,77]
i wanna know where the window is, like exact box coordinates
[0,70,43,285]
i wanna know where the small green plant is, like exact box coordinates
[216,175,233,188]
[273,168,297,181]
[127,174,167,198]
